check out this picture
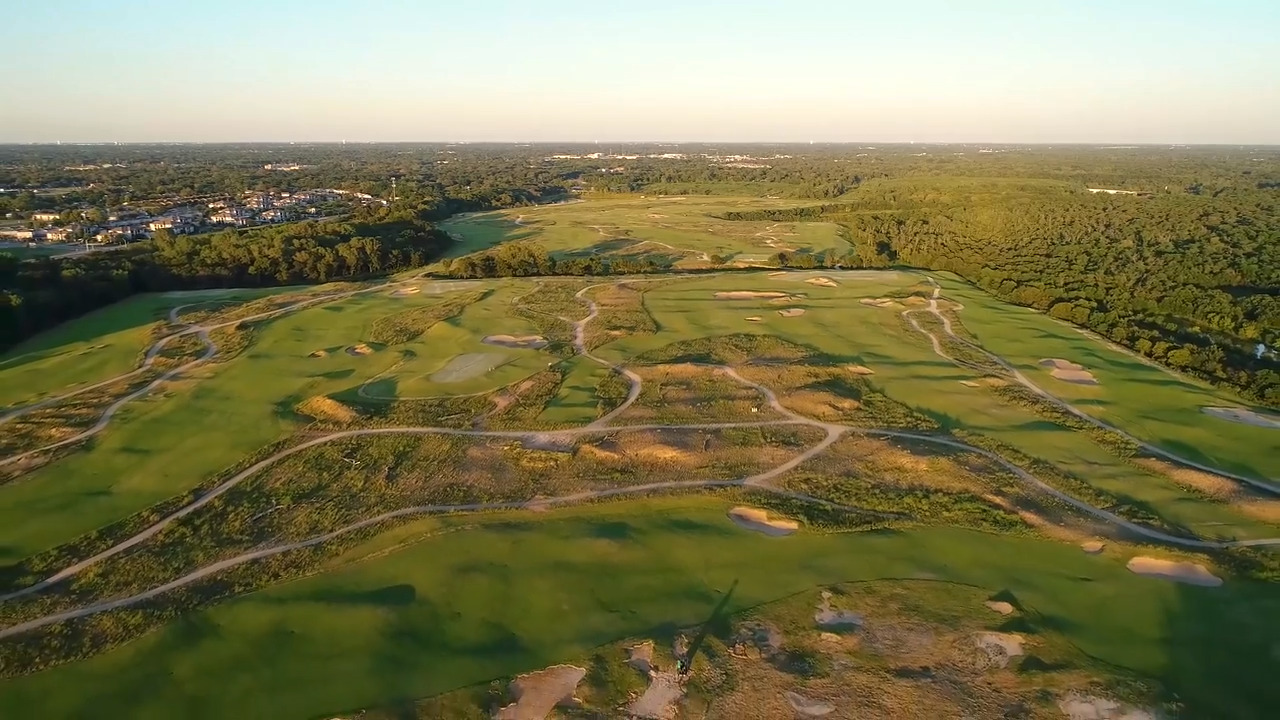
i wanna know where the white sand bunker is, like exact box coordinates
[804,276,839,288]
[345,344,375,357]
[628,671,684,720]
[430,352,506,383]
[1126,557,1222,587]
[728,507,799,536]
[785,691,836,717]
[390,286,421,297]
[715,290,791,300]
[984,601,1015,615]
[745,316,763,322]
[494,664,587,720]
[1081,540,1106,555]
[960,380,981,387]
[846,364,875,375]
[1058,692,1158,720]
[860,297,904,309]
[1039,358,1099,385]
[1203,406,1280,429]
[483,335,548,350]
[627,640,654,675]
[974,632,1025,668]
[307,349,329,358]
[777,308,807,318]
[814,590,863,630]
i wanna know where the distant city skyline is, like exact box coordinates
[3,0,1278,144]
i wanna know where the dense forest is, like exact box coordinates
[2,143,1277,402]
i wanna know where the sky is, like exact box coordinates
[2,0,1277,144]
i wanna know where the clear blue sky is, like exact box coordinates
[3,0,1277,143]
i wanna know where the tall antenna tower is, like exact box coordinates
[391,177,397,203]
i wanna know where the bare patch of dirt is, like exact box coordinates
[730,622,784,659]
[1134,458,1280,522]
[1202,406,1280,429]
[1126,556,1223,587]
[307,349,329,358]
[714,291,792,300]
[494,665,587,720]
[785,691,837,717]
[1081,541,1106,554]
[294,396,360,423]
[804,276,839,288]
[1039,358,1099,385]
[777,308,807,318]
[728,506,799,536]
[483,334,549,350]
[345,343,375,356]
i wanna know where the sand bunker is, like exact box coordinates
[804,276,839,288]
[345,344,375,356]
[860,297,904,309]
[984,601,1015,615]
[1126,557,1223,587]
[1081,540,1106,555]
[777,308,807,318]
[494,664,587,720]
[814,591,863,630]
[628,671,684,720]
[973,632,1025,668]
[960,380,981,387]
[1039,358,1099,385]
[728,507,799,536]
[745,316,763,322]
[785,691,836,717]
[627,641,654,675]
[846,364,875,375]
[389,286,421,298]
[430,352,505,383]
[1058,692,1158,720]
[1202,406,1280,429]
[307,349,329,358]
[483,335,548,350]
[715,290,791,300]
[767,271,788,277]
[294,396,359,424]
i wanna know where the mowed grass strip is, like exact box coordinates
[0,497,1272,719]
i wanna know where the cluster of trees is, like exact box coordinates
[0,215,451,350]
[727,180,1279,404]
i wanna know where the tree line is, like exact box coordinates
[0,214,451,351]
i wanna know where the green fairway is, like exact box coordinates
[439,195,849,265]
[0,497,1271,720]
[936,274,1280,483]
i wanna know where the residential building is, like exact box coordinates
[259,208,294,223]
[209,207,254,226]
[31,211,61,223]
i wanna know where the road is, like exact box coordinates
[2,271,1278,639]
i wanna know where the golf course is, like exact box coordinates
[1,195,1277,719]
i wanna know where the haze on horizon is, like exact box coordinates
[3,0,1278,145]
